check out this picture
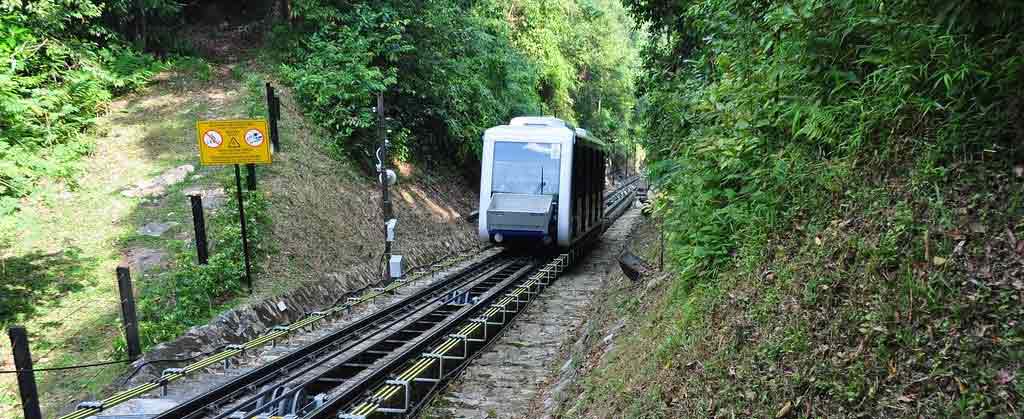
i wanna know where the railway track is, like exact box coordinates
[154,256,533,419]
[319,179,638,419]
[63,178,639,419]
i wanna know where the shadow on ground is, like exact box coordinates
[0,247,98,328]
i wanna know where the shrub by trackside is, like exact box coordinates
[133,187,270,348]
[0,4,169,208]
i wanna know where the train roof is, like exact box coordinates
[509,116,573,129]
[484,117,607,149]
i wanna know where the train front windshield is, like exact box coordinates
[491,141,561,195]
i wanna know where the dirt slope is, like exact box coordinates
[557,158,1023,418]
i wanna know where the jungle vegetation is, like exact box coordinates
[276,0,640,170]
[0,0,640,206]
[568,1,1024,417]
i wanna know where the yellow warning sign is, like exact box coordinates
[196,119,272,166]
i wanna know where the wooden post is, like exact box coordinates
[8,326,42,419]
[190,194,209,265]
[116,267,142,361]
[266,83,281,152]
[246,164,257,191]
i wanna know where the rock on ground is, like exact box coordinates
[181,186,227,210]
[122,247,169,273]
[121,164,195,198]
[137,222,177,237]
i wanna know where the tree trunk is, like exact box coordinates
[281,0,291,25]
[136,0,147,51]
[269,0,292,25]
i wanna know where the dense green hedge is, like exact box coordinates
[627,0,1024,270]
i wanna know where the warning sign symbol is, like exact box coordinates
[228,137,241,148]
[245,129,265,146]
[202,131,223,148]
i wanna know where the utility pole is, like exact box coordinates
[377,92,396,281]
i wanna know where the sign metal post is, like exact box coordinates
[234,164,253,294]
[196,119,271,295]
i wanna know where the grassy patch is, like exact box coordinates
[134,185,269,346]
[0,59,275,417]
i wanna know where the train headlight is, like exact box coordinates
[494,233,504,243]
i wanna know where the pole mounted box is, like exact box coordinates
[389,255,403,279]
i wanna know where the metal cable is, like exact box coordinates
[0,359,131,374]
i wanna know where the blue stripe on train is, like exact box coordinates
[490,229,547,239]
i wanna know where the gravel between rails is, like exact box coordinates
[425,208,642,419]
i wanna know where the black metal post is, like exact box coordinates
[116,267,142,361]
[377,93,393,280]
[246,164,257,191]
[189,194,209,265]
[266,83,281,152]
[8,326,42,419]
[234,164,254,294]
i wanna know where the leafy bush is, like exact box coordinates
[0,2,165,204]
[136,187,270,346]
[628,0,1024,270]
[279,3,405,163]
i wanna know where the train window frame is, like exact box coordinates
[490,141,562,196]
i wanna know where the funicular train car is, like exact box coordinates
[478,117,607,249]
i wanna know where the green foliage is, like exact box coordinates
[279,3,404,162]
[629,0,1024,270]
[0,2,165,203]
[612,0,1024,416]
[508,0,640,143]
[276,0,639,168]
[136,187,270,346]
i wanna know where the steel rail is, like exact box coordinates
[305,257,551,419]
[59,248,497,419]
[331,178,639,419]
[601,176,640,235]
[151,253,515,419]
[331,255,570,419]
[198,258,531,419]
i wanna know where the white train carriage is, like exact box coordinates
[478,117,606,248]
